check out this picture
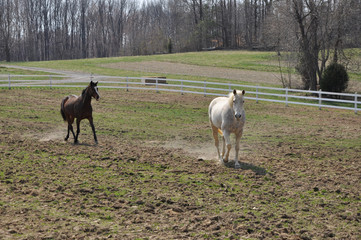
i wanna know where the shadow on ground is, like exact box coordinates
[224,161,269,175]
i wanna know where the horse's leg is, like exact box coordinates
[69,123,76,140]
[223,130,232,163]
[74,118,81,144]
[221,135,225,160]
[65,122,70,141]
[234,131,243,169]
[65,117,75,141]
[88,117,98,144]
[211,125,221,162]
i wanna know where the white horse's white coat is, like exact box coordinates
[208,89,246,168]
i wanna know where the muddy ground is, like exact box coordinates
[0,86,360,240]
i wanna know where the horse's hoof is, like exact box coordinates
[94,141,98,145]
[235,162,241,169]
[64,138,68,141]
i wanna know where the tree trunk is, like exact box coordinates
[293,0,319,90]
[81,0,87,59]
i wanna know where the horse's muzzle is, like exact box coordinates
[235,113,242,119]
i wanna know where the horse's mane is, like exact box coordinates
[227,92,234,107]
[82,87,87,96]
[227,90,243,107]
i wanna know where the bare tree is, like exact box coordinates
[289,0,359,90]
[1,0,360,63]
[80,0,88,58]
[291,0,320,90]
[0,0,14,61]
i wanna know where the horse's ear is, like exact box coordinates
[233,89,237,95]
[95,81,98,85]
[242,90,245,95]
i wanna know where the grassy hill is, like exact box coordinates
[2,50,360,88]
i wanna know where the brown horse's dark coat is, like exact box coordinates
[60,81,100,144]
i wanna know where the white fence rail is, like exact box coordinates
[1,74,360,113]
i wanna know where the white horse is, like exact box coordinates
[208,89,246,168]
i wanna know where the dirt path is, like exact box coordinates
[0,64,86,76]
[103,61,300,86]
[2,62,301,87]
[0,65,102,85]
[104,61,361,91]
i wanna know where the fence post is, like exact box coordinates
[203,81,206,97]
[126,77,129,91]
[285,87,288,107]
[355,92,358,114]
[318,89,322,110]
[8,74,11,90]
[256,86,259,103]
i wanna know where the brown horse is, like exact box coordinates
[60,81,100,144]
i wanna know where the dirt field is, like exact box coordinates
[0,85,360,239]
[102,61,361,92]
[102,61,291,86]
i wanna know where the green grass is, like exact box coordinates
[4,50,278,73]
[0,66,55,75]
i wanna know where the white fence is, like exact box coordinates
[1,74,360,113]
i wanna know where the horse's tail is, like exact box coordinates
[60,96,68,121]
[217,128,223,136]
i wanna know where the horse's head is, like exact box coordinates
[231,89,245,120]
[89,81,100,101]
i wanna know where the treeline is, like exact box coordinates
[1,0,360,63]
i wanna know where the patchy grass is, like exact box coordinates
[0,88,360,239]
